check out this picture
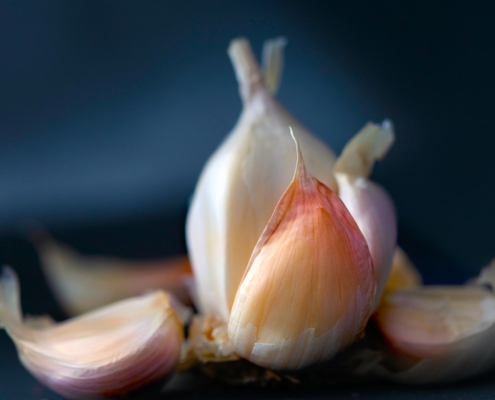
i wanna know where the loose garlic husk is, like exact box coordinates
[35,234,192,315]
[0,266,184,399]
[227,132,375,370]
[333,121,397,308]
[372,259,495,384]
[186,37,336,323]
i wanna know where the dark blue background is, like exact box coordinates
[0,1,494,398]
[0,1,494,274]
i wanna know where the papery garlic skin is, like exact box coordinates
[186,315,240,363]
[186,37,336,322]
[373,260,495,384]
[334,121,397,308]
[0,266,183,400]
[35,235,192,315]
[228,134,375,370]
[261,37,287,94]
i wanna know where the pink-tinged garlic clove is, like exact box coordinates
[0,266,184,399]
[373,260,495,384]
[228,131,375,370]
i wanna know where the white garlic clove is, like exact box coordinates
[186,37,336,322]
[373,260,495,384]
[228,132,375,370]
[35,235,192,315]
[333,120,397,308]
[0,266,184,399]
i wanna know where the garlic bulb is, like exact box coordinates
[373,259,495,384]
[228,133,375,370]
[333,121,397,308]
[35,235,192,315]
[0,266,184,399]
[186,37,337,322]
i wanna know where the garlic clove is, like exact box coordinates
[0,266,184,399]
[35,235,192,315]
[334,120,397,308]
[383,247,422,292]
[373,260,495,383]
[186,37,336,322]
[228,132,375,370]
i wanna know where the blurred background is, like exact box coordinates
[0,0,494,293]
[0,1,494,398]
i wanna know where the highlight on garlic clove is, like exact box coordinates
[228,131,375,370]
[333,120,397,308]
[373,260,495,384]
[0,266,184,400]
[35,234,192,315]
[186,37,337,322]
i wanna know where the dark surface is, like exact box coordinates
[0,213,493,399]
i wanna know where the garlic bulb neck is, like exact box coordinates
[228,38,266,104]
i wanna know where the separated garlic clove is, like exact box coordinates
[35,235,192,315]
[0,266,184,399]
[333,121,397,308]
[228,132,375,370]
[373,260,495,384]
[186,37,336,322]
